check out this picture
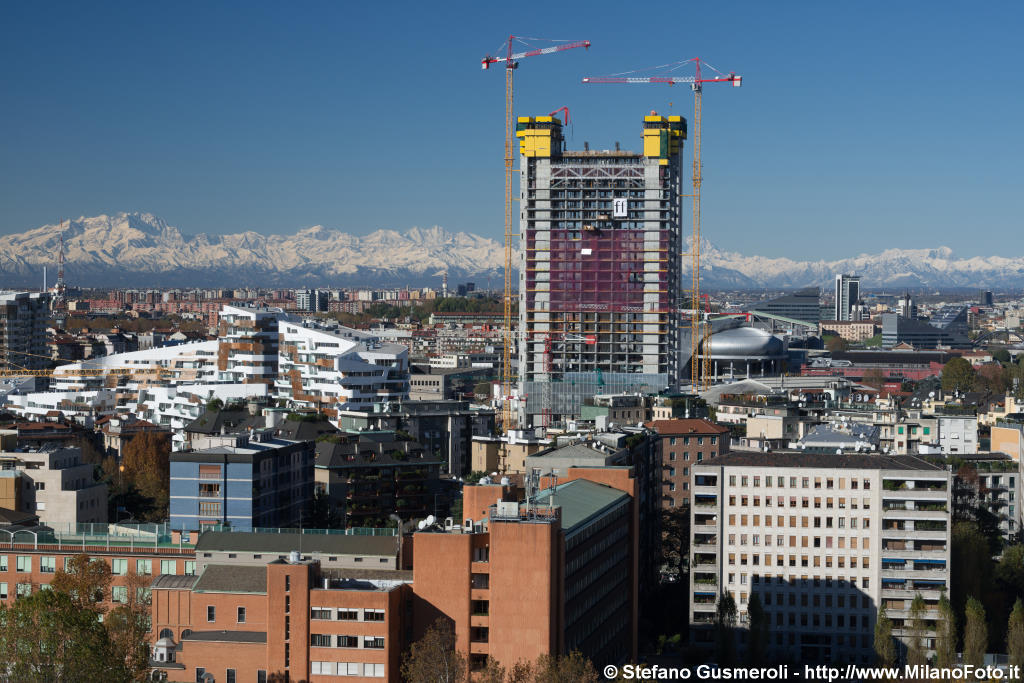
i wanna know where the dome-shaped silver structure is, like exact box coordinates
[704,326,786,360]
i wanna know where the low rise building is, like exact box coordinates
[0,442,107,525]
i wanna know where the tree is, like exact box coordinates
[964,597,988,667]
[715,591,738,666]
[659,505,690,579]
[0,589,128,682]
[1009,599,1024,671]
[51,553,112,612]
[935,591,957,669]
[532,652,599,683]
[874,605,896,667]
[401,618,466,683]
[824,335,849,353]
[906,593,928,668]
[951,522,995,621]
[121,430,171,521]
[941,357,976,394]
[861,368,886,390]
[107,569,152,680]
[994,349,1012,364]
[506,660,535,683]
[477,658,506,683]
[746,592,769,665]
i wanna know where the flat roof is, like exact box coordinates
[195,530,397,557]
[532,479,629,533]
[696,451,945,471]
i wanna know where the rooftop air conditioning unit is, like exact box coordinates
[463,519,474,532]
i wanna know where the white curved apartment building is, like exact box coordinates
[276,321,409,418]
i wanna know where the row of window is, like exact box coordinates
[207,606,246,623]
[726,516,872,534]
[726,533,872,549]
[0,556,194,576]
[729,495,872,511]
[728,475,871,490]
[668,435,716,445]
[310,634,385,649]
[726,573,871,590]
[310,608,385,622]
[311,662,385,677]
[727,553,872,569]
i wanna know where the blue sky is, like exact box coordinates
[1,1,1020,260]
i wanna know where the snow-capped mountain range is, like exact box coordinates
[0,212,1021,290]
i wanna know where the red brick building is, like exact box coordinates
[645,419,731,508]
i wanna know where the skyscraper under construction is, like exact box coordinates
[518,113,686,426]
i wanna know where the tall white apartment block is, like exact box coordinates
[690,452,951,664]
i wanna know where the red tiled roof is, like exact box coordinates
[645,419,730,435]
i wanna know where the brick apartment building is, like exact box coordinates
[645,419,731,508]
[149,465,646,681]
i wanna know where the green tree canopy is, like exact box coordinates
[874,604,896,668]
[935,591,957,669]
[941,357,976,393]
[965,597,988,667]
[0,589,129,682]
[1009,598,1024,671]
[401,618,466,683]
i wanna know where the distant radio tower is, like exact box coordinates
[442,272,448,298]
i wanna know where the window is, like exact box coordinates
[258,672,267,683]
[137,560,152,575]
[0,583,6,599]
[226,670,235,683]
[337,635,359,648]
[40,557,55,573]
[364,609,385,622]
[112,586,128,603]
[111,559,127,575]
[310,633,332,647]
[207,605,216,622]
[364,636,385,649]
[160,560,176,575]
[237,607,246,623]
[338,608,359,620]
[16,556,31,573]
[198,502,220,517]
[311,608,333,620]
[184,561,197,576]
[0,556,6,571]
[16,583,31,598]
[312,662,335,675]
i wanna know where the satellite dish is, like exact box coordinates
[417,520,426,530]
[929,392,935,399]
[425,515,436,526]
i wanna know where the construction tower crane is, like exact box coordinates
[0,346,172,379]
[482,35,590,433]
[583,58,741,391]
